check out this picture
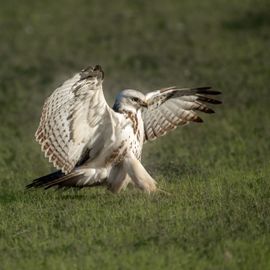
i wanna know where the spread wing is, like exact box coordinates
[35,65,117,174]
[142,86,222,141]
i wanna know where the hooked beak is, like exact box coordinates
[140,100,148,108]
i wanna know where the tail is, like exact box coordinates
[26,169,107,190]
[124,156,157,193]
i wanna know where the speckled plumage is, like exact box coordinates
[27,65,221,193]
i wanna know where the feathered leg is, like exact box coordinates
[107,162,130,193]
[124,156,157,193]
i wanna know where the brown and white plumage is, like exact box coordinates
[142,86,221,141]
[27,65,221,193]
[35,66,114,174]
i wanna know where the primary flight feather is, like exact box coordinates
[27,65,222,193]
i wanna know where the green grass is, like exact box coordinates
[1,0,270,269]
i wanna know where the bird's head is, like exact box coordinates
[113,89,148,113]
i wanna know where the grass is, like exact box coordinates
[0,0,270,269]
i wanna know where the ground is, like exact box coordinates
[0,0,270,269]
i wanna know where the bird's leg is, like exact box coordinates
[107,162,128,193]
[108,175,131,193]
[124,156,157,193]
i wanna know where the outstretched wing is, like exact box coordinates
[142,86,222,141]
[35,65,116,174]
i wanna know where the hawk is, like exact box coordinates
[27,65,221,193]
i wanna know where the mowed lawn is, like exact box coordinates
[0,0,270,269]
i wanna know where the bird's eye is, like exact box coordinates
[132,97,139,102]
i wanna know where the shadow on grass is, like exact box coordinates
[223,9,270,31]
[148,161,204,181]
[0,193,19,205]
[55,188,108,201]
[57,193,88,201]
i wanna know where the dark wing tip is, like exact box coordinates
[197,96,222,105]
[80,64,104,80]
[204,107,215,113]
[194,87,222,95]
[94,64,102,71]
[81,65,94,72]
[210,99,222,104]
[207,90,222,95]
[193,116,204,123]
[192,86,212,90]
[94,65,104,79]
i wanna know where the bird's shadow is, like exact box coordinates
[57,193,88,201]
[55,188,106,201]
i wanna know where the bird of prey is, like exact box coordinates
[27,65,221,193]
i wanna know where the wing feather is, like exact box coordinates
[142,86,221,141]
[35,65,116,174]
